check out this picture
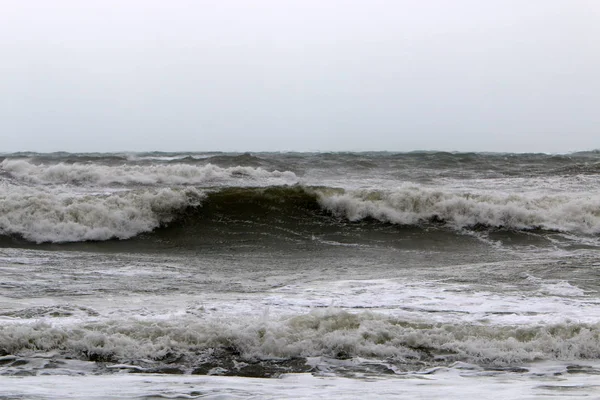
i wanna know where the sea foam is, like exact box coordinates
[2,183,600,243]
[0,159,298,186]
[317,187,600,234]
[0,183,203,243]
[1,310,599,370]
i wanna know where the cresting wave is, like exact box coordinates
[1,310,599,375]
[320,187,600,234]
[0,159,297,186]
[0,184,204,243]
[1,185,600,244]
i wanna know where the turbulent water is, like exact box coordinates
[1,151,600,399]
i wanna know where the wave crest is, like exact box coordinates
[2,185,600,244]
[1,310,599,373]
[318,187,600,233]
[0,159,298,186]
[0,184,202,243]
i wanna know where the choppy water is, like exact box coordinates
[1,151,599,399]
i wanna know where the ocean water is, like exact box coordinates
[1,151,599,399]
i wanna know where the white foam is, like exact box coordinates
[126,154,214,161]
[266,277,600,325]
[0,183,203,242]
[2,281,599,367]
[2,368,599,400]
[317,186,600,234]
[524,275,589,297]
[435,175,600,194]
[1,159,298,186]
[1,248,599,383]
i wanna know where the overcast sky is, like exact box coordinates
[1,0,599,153]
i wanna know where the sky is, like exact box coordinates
[1,0,599,153]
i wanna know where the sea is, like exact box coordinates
[1,151,599,399]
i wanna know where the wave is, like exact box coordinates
[1,310,599,375]
[550,162,600,175]
[204,153,267,167]
[319,187,600,234]
[1,184,600,244]
[0,184,204,243]
[0,159,298,186]
[1,152,130,165]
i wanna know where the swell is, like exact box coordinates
[1,184,600,245]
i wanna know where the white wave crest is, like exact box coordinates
[0,159,298,186]
[317,187,600,233]
[1,310,599,367]
[0,184,203,243]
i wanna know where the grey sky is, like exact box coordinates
[1,0,599,153]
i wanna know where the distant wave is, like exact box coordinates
[1,184,599,244]
[0,159,297,186]
[4,151,600,182]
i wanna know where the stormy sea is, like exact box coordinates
[1,151,599,399]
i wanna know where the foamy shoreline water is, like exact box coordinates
[3,366,600,400]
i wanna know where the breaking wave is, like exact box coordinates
[319,187,600,234]
[0,184,204,243]
[0,159,297,186]
[1,184,600,244]
[1,310,599,375]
